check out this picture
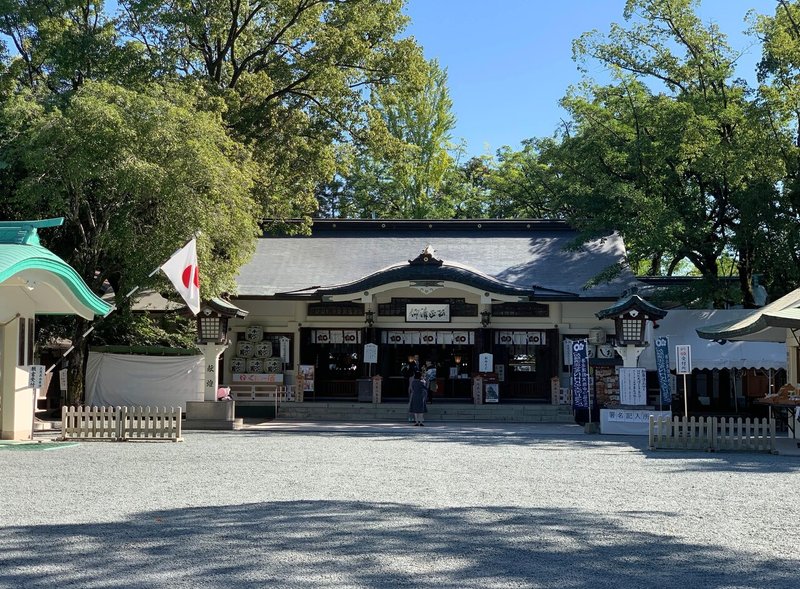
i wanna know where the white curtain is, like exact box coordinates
[85,352,203,409]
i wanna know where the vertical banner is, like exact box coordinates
[571,339,590,409]
[654,336,671,405]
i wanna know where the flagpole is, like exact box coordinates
[45,238,197,375]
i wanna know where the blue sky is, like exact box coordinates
[403,0,777,157]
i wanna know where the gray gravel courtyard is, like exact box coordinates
[2,421,800,588]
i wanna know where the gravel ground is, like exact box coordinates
[1,421,799,589]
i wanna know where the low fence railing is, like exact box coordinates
[649,415,775,453]
[228,383,293,402]
[61,406,182,442]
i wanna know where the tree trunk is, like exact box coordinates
[66,318,90,406]
[737,247,756,308]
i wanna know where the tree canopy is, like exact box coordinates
[480,0,800,306]
[0,0,427,398]
[2,0,800,370]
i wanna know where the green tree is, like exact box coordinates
[121,0,426,224]
[0,0,426,398]
[496,0,787,305]
[0,1,149,94]
[0,81,258,402]
[485,141,566,220]
[321,58,459,218]
[752,0,800,295]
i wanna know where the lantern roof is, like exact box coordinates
[201,297,248,319]
[595,292,667,321]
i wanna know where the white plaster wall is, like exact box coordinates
[221,293,610,387]
[0,288,36,440]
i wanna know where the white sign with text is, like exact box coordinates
[676,345,692,374]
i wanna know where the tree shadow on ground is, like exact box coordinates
[0,501,795,589]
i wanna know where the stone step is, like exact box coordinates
[275,402,575,423]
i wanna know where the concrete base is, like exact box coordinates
[1,429,34,440]
[184,400,243,431]
[584,422,600,434]
[33,419,55,431]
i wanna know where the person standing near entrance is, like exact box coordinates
[408,371,428,426]
[424,361,437,403]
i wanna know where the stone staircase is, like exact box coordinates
[274,402,575,423]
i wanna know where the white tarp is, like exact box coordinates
[639,310,787,371]
[85,352,203,409]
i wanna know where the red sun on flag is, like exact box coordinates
[160,238,201,315]
[182,264,200,288]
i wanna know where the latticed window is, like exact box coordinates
[491,302,549,317]
[621,318,644,342]
[198,316,223,342]
[307,302,365,316]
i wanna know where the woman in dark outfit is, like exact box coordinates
[408,371,428,426]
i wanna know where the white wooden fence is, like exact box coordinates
[649,415,775,453]
[61,406,183,442]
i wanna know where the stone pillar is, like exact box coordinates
[185,341,241,430]
[202,342,228,401]
[614,344,645,368]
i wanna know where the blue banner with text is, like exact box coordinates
[571,339,590,409]
[655,336,671,405]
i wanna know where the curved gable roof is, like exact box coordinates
[0,219,112,319]
[315,257,538,298]
[696,287,800,342]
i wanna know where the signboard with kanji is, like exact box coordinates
[619,367,647,405]
[279,337,290,362]
[363,343,378,364]
[676,345,692,375]
[28,365,45,389]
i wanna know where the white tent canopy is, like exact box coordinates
[639,310,787,371]
[696,287,800,343]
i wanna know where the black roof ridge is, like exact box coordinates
[260,218,579,236]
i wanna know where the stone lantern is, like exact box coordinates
[595,291,666,368]
[196,298,248,400]
[184,297,248,430]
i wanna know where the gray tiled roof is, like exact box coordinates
[234,220,636,299]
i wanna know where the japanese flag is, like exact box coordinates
[160,239,200,315]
